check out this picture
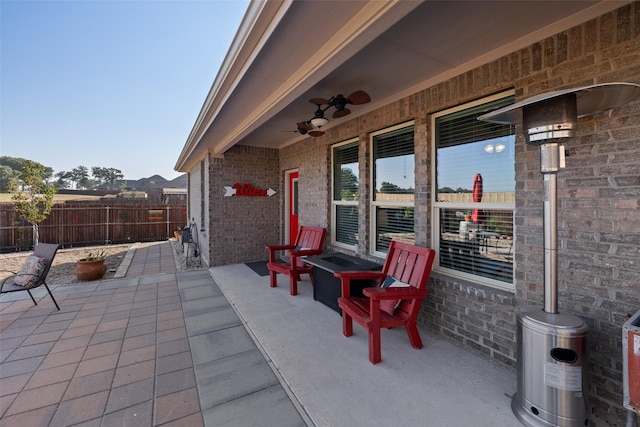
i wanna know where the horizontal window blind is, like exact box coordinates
[373,126,414,159]
[335,205,358,246]
[438,208,513,283]
[375,206,415,252]
[436,96,514,148]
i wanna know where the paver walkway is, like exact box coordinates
[0,241,305,426]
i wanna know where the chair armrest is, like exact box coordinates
[290,248,322,257]
[1,274,17,286]
[265,244,296,251]
[363,286,427,300]
[333,271,386,280]
[1,272,37,287]
[334,271,386,299]
[265,244,296,262]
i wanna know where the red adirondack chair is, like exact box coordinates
[335,240,436,364]
[266,226,326,296]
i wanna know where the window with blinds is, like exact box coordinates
[332,140,359,248]
[371,123,415,255]
[433,94,515,289]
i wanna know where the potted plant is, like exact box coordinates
[174,227,182,242]
[75,249,108,281]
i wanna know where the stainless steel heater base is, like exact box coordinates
[512,306,589,427]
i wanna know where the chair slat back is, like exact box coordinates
[295,226,326,250]
[382,241,434,289]
[381,241,436,319]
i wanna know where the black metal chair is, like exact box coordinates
[1,243,61,310]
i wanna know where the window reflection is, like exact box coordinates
[438,208,513,283]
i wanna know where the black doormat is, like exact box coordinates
[245,260,271,276]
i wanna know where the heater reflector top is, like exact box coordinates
[478,82,640,125]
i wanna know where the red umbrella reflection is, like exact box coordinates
[471,173,485,224]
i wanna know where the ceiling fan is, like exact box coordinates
[309,90,371,119]
[290,90,371,137]
[281,121,325,137]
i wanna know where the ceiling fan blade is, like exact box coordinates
[333,108,351,118]
[309,98,330,106]
[347,90,371,105]
[308,130,324,137]
[297,122,313,131]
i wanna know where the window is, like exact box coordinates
[332,139,359,248]
[371,123,415,256]
[432,93,515,290]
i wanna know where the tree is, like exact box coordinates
[379,181,413,194]
[0,165,20,192]
[11,160,57,247]
[53,170,73,189]
[339,168,358,200]
[70,166,92,189]
[0,156,53,188]
[92,167,123,189]
[0,156,26,172]
[439,186,471,193]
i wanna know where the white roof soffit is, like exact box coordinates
[175,0,631,173]
[175,0,421,171]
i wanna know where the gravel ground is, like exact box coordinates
[0,239,197,287]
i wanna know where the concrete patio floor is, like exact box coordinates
[0,241,520,426]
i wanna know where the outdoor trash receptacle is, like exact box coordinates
[623,309,640,414]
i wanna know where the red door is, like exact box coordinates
[289,171,299,244]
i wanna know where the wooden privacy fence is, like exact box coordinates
[0,202,188,253]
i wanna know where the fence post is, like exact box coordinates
[105,206,111,245]
[166,206,170,239]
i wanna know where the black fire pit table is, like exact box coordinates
[305,253,382,314]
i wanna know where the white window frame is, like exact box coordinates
[431,92,515,291]
[331,138,359,250]
[370,121,415,258]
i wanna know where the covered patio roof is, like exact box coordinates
[175,0,629,173]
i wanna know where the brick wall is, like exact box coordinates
[511,5,640,424]
[190,3,639,424]
[275,3,639,424]
[206,145,280,266]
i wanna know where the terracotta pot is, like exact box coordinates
[75,259,108,281]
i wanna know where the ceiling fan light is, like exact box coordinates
[310,117,329,128]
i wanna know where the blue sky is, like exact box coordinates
[1,0,249,181]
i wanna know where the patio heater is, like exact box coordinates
[479,82,640,427]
